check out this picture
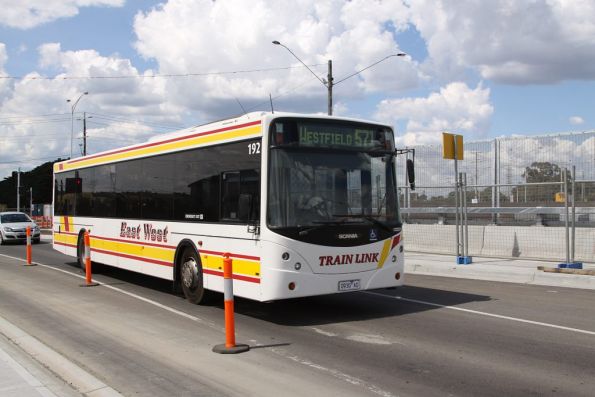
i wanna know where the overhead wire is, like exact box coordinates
[0,63,326,81]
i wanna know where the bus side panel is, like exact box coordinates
[53,217,264,300]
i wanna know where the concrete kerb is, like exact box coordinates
[405,253,595,290]
[0,313,123,397]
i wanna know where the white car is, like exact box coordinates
[0,212,41,244]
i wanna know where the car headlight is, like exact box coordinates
[4,227,13,232]
[34,226,40,231]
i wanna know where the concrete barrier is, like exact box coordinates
[403,224,594,263]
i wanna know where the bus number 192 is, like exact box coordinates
[248,141,261,155]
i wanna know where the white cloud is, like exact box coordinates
[0,43,184,179]
[375,82,494,145]
[0,0,124,29]
[408,0,595,84]
[133,0,419,118]
[569,116,584,125]
[0,43,11,100]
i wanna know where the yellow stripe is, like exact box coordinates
[56,125,261,172]
[55,231,260,277]
[90,238,175,263]
[54,232,78,246]
[376,239,392,269]
[201,254,260,278]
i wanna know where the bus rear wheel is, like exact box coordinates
[77,232,102,274]
[179,246,214,304]
[77,234,87,271]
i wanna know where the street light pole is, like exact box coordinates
[83,112,87,156]
[327,60,333,115]
[272,40,405,116]
[67,92,88,159]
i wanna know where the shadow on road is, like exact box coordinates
[231,285,491,327]
[67,259,492,326]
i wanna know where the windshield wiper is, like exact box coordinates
[297,219,359,236]
[332,214,394,233]
[361,216,394,233]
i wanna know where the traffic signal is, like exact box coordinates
[65,177,82,193]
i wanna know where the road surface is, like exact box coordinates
[0,241,594,396]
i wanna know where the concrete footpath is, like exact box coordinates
[405,252,595,290]
[0,322,79,397]
[0,315,122,397]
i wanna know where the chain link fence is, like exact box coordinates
[397,131,595,264]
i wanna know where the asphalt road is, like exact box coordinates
[1,241,594,396]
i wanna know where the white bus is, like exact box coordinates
[53,112,408,303]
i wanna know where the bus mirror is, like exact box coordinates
[406,159,415,191]
[238,193,253,221]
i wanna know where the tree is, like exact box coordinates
[519,162,569,204]
[522,162,569,183]
[0,159,65,210]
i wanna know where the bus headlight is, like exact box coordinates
[294,262,301,271]
[282,252,290,261]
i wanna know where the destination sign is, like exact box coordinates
[299,127,374,148]
[271,118,394,151]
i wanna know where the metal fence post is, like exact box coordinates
[563,169,570,265]
[492,139,497,224]
[454,140,460,257]
[463,173,469,259]
[571,166,576,264]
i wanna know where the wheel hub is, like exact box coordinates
[181,258,198,289]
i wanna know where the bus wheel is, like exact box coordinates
[77,234,87,271]
[76,232,102,273]
[179,246,208,304]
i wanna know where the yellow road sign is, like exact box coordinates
[443,132,464,160]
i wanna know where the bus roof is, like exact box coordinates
[54,111,392,173]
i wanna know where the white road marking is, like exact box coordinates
[309,327,338,337]
[345,334,393,345]
[270,348,397,397]
[0,253,396,397]
[0,253,218,330]
[364,291,595,336]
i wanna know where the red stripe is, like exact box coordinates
[94,235,175,249]
[56,241,260,283]
[200,249,260,261]
[91,247,173,267]
[54,241,76,248]
[63,217,70,232]
[55,232,252,258]
[203,268,261,284]
[66,120,262,165]
[391,234,401,250]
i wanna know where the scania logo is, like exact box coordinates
[338,233,359,239]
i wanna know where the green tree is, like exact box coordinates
[0,159,65,210]
[519,162,569,204]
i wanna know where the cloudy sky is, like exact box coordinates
[1,0,594,180]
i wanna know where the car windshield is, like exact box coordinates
[1,213,31,223]
[267,148,399,228]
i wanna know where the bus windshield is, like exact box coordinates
[267,118,400,235]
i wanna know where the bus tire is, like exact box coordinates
[178,246,214,305]
[77,233,87,271]
[77,231,102,273]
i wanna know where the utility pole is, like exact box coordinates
[272,40,404,117]
[29,187,33,216]
[16,167,21,211]
[83,112,87,156]
[327,60,333,116]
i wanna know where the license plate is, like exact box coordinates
[338,279,361,291]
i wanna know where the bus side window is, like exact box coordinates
[221,169,260,222]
